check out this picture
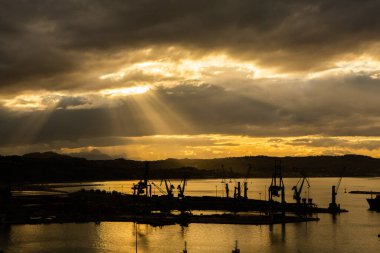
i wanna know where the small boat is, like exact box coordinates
[232,240,240,253]
[182,241,187,253]
[367,194,380,211]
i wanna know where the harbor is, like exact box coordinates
[1,163,351,228]
[0,177,379,253]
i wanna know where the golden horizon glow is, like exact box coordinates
[55,134,380,160]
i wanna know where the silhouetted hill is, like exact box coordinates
[22,151,72,159]
[68,149,114,160]
[0,152,379,182]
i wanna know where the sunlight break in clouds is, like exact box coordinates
[98,54,285,85]
[100,85,151,96]
[307,58,380,79]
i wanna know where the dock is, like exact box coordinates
[349,190,380,195]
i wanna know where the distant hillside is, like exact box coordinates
[0,152,379,182]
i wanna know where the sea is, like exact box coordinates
[1,177,380,253]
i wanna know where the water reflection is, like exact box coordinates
[268,223,286,246]
[2,178,380,253]
[0,224,11,249]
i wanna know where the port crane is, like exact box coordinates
[151,182,166,195]
[233,164,253,199]
[177,176,187,199]
[268,161,285,204]
[229,167,242,199]
[151,178,175,197]
[233,182,242,199]
[132,162,152,197]
[225,182,230,198]
[292,176,310,205]
[164,179,175,197]
[329,167,346,212]
[221,164,230,198]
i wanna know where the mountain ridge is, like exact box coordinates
[0,152,379,182]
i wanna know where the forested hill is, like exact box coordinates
[0,152,379,182]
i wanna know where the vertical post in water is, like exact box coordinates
[265,185,267,201]
[183,241,187,253]
[135,222,137,253]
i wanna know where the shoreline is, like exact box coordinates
[1,213,320,227]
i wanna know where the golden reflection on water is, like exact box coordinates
[2,178,380,253]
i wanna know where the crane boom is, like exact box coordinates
[335,167,346,193]
[151,182,166,195]
[336,177,343,193]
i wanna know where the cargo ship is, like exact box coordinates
[367,195,380,211]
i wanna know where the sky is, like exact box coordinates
[1,0,380,160]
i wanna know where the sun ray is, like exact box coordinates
[7,105,57,148]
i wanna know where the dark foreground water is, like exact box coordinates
[1,178,380,252]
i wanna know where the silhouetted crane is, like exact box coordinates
[164,179,175,197]
[268,160,285,204]
[132,162,151,197]
[225,182,230,198]
[234,182,241,198]
[292,176,310,205]
[177,176,187,199]
[329,167,346,212]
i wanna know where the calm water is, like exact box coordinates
[1,178,380,252]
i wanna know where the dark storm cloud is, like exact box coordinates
[2,78,380,150]
[1,0,380,91]
[56,96,90,109]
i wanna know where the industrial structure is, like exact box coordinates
[328,168,345,213]
[268,161,285,204]
[0,160,348,227]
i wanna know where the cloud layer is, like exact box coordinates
[1,1,380,158]
[2,0,380,91]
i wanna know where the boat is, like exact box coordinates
[367,195,380,211]
[232,240,240,253]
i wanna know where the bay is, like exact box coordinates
[1,177,380,253]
